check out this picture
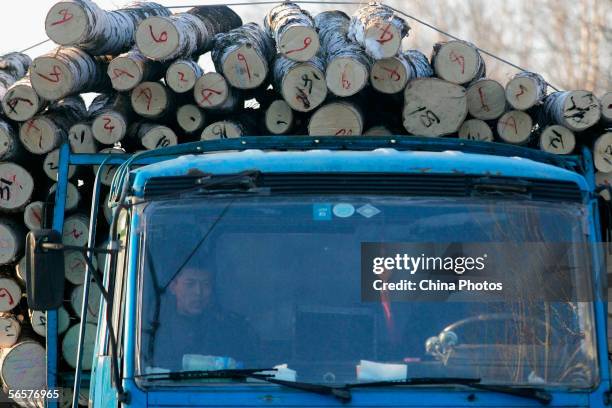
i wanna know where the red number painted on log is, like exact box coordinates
[136,87,153,111]
[51,9,73,26]
[111,68,135,79]
[381,66,401,82]
[335,128,353,136]
[285,37,312,56]
[103,117,115,133]
[66,228,83,240]
[515,84,527,99]
[6,97,33,114]
[0,288,14,306]
[200,88,222,105]
[236,53,252,81]
[36,65,62,83]
[449,51,465,74]
[478,86,490,112]
[32,208,42,225]
[148,25,168,43]
[341,65,351,90]
[25,120,40,135]
[376,23,394,45]
[500,117,518,135]
[178,72,187,82]
[70,259,85,271]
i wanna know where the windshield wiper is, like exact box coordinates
[346,377,552,405]
[135,369,352,402]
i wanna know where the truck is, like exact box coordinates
[23,135,612,407]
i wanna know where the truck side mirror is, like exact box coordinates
[25,230,65,310]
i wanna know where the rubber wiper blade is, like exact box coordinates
[248,374,352,402]
[135,368,277,381]
[346,377,552,405]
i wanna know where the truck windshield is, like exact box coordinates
[136,194,598,388]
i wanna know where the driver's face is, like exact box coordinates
[169,268,213,316]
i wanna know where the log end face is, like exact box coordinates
[0,162,34,212]
[166,61,199,93]
[309,102,363,136]
[30,56,73,101]
[601,92,612,124]
[45,1,88,46]
[2,84,41,122]
[177,104,205,133]
[142,125,177,150]
[135,16,180,61]
[265,100,293,134]
[23,201,44,232]
[281,64,327,112]
[68,123,97,153]
[0,224,20,265]
[43,148,76,181]
[19,117,59,155]
[223,45,268,89]
[92,112,127,145]
[364,126,392,136]
[131,81,168,118]
[0,124,14,160]
[540,125,575,155]
[562,90,601,131]
[326,57,369,97]
[1,341,46,389]
[458,119,494,142]
[594,132,612,173]
[505,76,540,110]
[278,26,320,62]
[497,110,533,144]
[194,72,230,109]
[108,56,144,91]
[466,79,506,120]
[364,23,402,59]
[201,121,243,140]
[433,41,482,85]
[370,57,408,94]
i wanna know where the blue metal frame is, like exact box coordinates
[48,137,611,407]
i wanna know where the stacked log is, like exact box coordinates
[541,90,602,132]
[466,79,506,121]
[431,40,486,85]
[166,59,203,94]
[1,77,46,122]
[505,71,548,110]
[0,53,32,101]
[90,93,134,145]
[107,49,167,92]
[265,2,320,62]
[371,50,432,94]
[348,3,410,60]
[272,55,328,112]
[135,6,242,61]
[193,72,240,111]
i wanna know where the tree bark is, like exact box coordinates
[371,50,432,94]
[212,23,275,90]
[31,47,111,101]
[136,6,242,61]
[466,78,506,120]
[505,71,548,110]
[308,101,364,136]
[348,2,410,60]
[265,2,320,62]
[19,96,87,154]
[272,55,327,112]
[166,59,203,94]
[541,90,601,132]
[45,1,171,55]
[402,78,467,136]
[315,10,372,97]
[431,40,486,85]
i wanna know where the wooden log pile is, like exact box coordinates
[0,1,608,402]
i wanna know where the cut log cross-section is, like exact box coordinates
[466,79,506,120]
[265,2,320,62]
[107,49,167,92]
[315,11,371,97]
[0,162,35,212]
[348,3,410,60]
[309,101,363,136]
[497,110,533,144]
[43,148,77,181]
[431,40,486,85]
[136,6,242,61]
[130,81,173,119]
[601,92,612,126]
[0,52,32,103]
[193,72,238,111]
[265,99,294,134]
[64,250,97,286]
[0,276,21,311]
[68,122,98,153]
[273,55,327,112]
[1,77,46,122]
[176,104,206,134]
[24,201,44,232]
[371,50,432,94]
[91,93,133,145]
[45,1,171,55]
[201,121,246,140]
[0,341,46,392]
[128,122,177,150]
[505,71,548,110]
[0,120,24,162]
[166,59,203,93]
[458,119,494,142]
[31,47,111,101]
[542,90,602,132]
[30,307,70,337]
[62,214,89,247]
[0,220,25,266]
[594,132,612,173]
[212,23,275,90]
[539,125,575,155]
[50,182,81,212]
[0,315,20,348]
[402,78,467,137]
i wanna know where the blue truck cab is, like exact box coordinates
[26,136,612,407]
